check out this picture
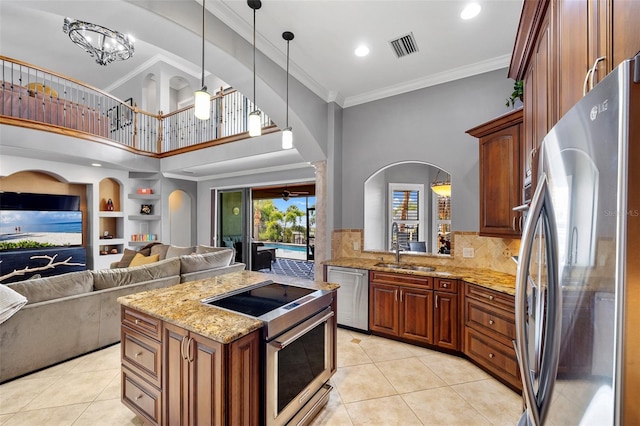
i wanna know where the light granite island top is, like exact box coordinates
[117,270,339,344]
[323,257,516,295]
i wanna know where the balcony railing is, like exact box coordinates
[0,56,274,156]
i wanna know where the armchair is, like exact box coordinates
[251,242,273,271]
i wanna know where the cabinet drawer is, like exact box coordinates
[464,327,521,391]
[122,367,162,426]
[465,283,514,312]
[465,298,515,344]
[122,327,162,388]
[370,271,433,289]
[122,306,162,340]
[435,278,458,293]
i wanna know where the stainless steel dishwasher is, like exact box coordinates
[326,266,369,332]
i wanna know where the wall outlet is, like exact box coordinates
[462,247,475,258]
[353,241,360,251]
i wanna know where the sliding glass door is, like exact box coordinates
[217,188,251,266]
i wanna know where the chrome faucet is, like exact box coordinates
[391,222,401,263]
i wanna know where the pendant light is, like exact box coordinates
[248,0,262,136]
[194,0,210,120]
[431,169,451,197]
[282,31,294,149]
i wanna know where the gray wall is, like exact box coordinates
[340,68,516,233]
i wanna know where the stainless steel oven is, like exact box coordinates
[201,280,335,425]
[265,306,334,426]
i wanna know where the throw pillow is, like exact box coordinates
[166,245,196,259]
[196,244,224,254]
[116,248,138,268]
[150,243,170,260]
[0,284,28,324]
[129,253,160,267]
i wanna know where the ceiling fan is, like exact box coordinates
[281,188,309,201]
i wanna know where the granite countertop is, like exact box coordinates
[118,270,339,344]
[324,258,516,295]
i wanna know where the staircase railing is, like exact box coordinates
[0,55,273,155]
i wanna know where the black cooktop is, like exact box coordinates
[203,281,316,317]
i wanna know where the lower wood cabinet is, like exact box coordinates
[164,323,224,426]
[120,306,260,426]
[369,271,459,351]
[463,282,521,391]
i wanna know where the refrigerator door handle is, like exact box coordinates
[515,173,547,426]
[515,173,563,426]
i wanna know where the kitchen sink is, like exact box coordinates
[374,262,435,272]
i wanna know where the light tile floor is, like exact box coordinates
[0,328,523,425]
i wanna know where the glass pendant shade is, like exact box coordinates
[248,111,262,136]
[194,89,210,119]
[282,127,293,149]
[431,183,452,197]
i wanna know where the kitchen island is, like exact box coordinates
[117,270,339,426]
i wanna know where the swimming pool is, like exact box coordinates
[262,243,306,252]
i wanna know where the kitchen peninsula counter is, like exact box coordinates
[118,270,339,344]
[323,257,516,295]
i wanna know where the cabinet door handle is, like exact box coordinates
[486,294,494,301]
[489,353,495,359]
[435,294,439,309]
[519,216,524,232]
[187,337,194,363]
[394,289,398,302]
[135,351,143,358]
[135,394,143,401]
[442,282,448,288]
[134,319,140,325]
[583,56,606,95]
[589,56,606,91]
[512,216,517,231]
[180,336,188,360]
[489,319,495,325]
[399,290,403,303]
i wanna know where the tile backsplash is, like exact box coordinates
[331,229,520,275]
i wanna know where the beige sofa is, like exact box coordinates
[0,246,244,383]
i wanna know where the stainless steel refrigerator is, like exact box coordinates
[515,54,640,425]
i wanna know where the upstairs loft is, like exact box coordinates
[0,55,278,158]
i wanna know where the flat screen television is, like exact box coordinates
[0,210,83,247]
[0,191,80,211]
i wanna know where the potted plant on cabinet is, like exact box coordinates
[506,80,523,108]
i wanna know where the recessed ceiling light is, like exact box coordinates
[91,163,102,167]
[460,3,481,20]
[354,45,370,57]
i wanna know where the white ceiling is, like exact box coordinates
[0,0,524,180]
[1,0,523,108]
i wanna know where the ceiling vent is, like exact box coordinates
[389,32,419,58]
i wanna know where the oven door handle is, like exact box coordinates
[272,310,334,349]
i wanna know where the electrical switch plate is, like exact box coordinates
[462,248,475,258]
[353,241,360,251]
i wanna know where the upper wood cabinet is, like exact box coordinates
[510,0,640,167]
[467,108,524,238]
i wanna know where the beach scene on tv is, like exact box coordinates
[0,210,83,247]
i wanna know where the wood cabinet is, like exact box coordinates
[510,0,640,197]
[463,282,521,391]
[121,307,164,426]
[120,306,260,426]
[466,108,524,237]
[164,323,224,426]
[369,271,459,350]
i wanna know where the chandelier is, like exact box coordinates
[63,18,134,66]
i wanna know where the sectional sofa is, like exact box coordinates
[0,245,244,383]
